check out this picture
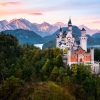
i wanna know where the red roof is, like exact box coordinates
[75,47,86,54]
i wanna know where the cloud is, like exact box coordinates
[0,1,21,6]
[0,1,43,16]
[0,8,43,16]
[29,12,43,15]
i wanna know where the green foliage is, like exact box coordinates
[76,64,91,83]
[50,66,59,81]
[41,59,52,80]
[0,76,24,100]
[59,67,65,79]
[82,77,96,98]
[22,66,35,81]
[55,54,64,68]
[71,64,78,77]
[0,33,100,100]
[32,82,75,100]
[96,77,100,100]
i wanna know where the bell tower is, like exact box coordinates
[80,28,88,51]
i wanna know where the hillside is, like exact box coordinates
[1,29,44,45]
[0,34,100,100]
[91,33,100,45]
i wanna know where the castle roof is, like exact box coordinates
[68,18,72,25]
[75,46,86,54]
[81,28,86,31]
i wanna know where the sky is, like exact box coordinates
[0,0,100,29]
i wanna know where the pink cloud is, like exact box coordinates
[0,8,43,16]
[29,12,43,15]
[0,1,21,6]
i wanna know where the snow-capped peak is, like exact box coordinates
[54,22,66,27]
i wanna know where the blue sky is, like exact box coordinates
[0,0,100,29]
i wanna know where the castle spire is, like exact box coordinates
[81,28,86,31]
[68,18,72,26]
[68,18,72,31]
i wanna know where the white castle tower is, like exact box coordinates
[80,28,88,51]
[56,18,76,50]
[56,18,99,74]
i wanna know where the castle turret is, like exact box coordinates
[67,18,73,38]
[80,28,88,51]
[68,18,72,31]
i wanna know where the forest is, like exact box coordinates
[0,33,100,100]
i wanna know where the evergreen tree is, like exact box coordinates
[50,66,59,81]
[55,54,64,68]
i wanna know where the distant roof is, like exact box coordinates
[75,46,86,54]
[81,28,86,31]
[68,18,72,25]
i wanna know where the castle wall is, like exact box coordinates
[70,53,91,63]
[56,19,99,74]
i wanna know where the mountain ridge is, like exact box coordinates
[1,29,44,45]
[0,18,100,37]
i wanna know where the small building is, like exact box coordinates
[56,19,100,74]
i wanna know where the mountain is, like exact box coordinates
[36,22,58,37]
[1,29,44,45]
[44,26,81,42]
[0,19,100,37]
[0,19,59,37]
[92,33,100,38]
[79,25,100,36]
[53,22,66,27]
[91,33,100,45]
[1,19,38,32]
[8,19,31,30]
[1,25,99,47]
[0,20,9,28]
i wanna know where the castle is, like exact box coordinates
[56,19,100,74]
